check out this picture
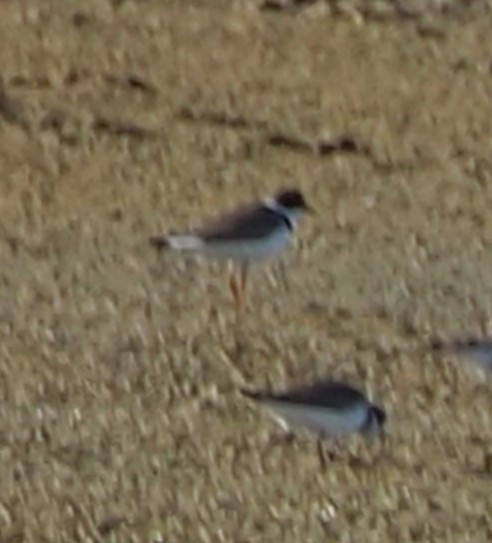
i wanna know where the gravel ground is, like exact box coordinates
[0,1,491,542]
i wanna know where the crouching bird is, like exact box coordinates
[241,378,387,467]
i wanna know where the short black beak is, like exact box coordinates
[305,204,315,214]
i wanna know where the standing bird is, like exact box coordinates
[149,188,312,309]
[241,378,386,466]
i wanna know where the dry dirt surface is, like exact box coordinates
[0,1,492,542]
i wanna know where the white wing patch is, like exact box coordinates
[167,235,205,251]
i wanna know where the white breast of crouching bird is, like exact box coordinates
[466,344,492,372]
[263,399,369,438]
[436,339,492,378]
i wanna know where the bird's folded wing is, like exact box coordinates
[196,205,284,241]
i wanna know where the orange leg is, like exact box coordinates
[229,269,242,309]
[239,263,249,299]
[227,262,249,310]
[317,440,328,469]
[317,439,340,469]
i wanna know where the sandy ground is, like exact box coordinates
[0,1,491,542]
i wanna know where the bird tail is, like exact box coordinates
[429,338,446,351]
[149,234,203,251]
[239,388,268,401]
[429,338,461,353]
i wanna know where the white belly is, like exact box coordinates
[202,226,291,262]
[467,348,492,372]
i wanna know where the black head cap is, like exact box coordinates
[372,405,386,427]
[274,188,311,211]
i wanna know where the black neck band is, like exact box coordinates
[274,209,294,231]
